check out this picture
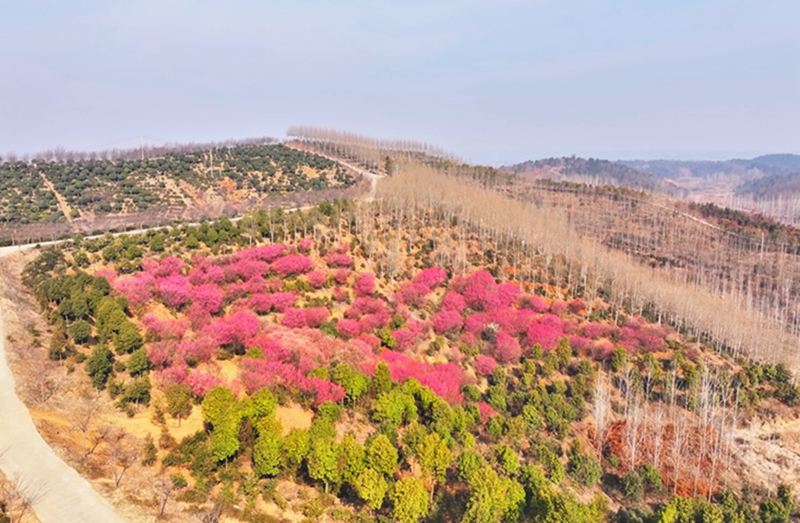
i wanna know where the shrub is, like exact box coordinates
[69,319,92,344]
[638,464,662,492]
[621,470,643,500]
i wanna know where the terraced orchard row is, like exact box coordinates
[21,203,798,522]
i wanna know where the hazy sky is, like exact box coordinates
[1,1,798,164]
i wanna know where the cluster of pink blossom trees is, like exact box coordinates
[427,269,671,367]
[106,241,671,410]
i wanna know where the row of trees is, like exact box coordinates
[375,163,800,371]
[496,180,800,361]
[287,126,455,172]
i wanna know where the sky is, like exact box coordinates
[0,0,798,165]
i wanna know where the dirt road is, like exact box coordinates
[0,248,126,522]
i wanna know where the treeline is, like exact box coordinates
[482,176,800,366]
[0,136,278,164]
[287,126,455,172]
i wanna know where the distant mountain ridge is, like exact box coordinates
[621,154,800,179]
[500,156,687,197]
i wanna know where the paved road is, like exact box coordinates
[0,247,127,522]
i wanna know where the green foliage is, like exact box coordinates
[621,471,643,500]
[457,451,486,483]
[567,442,602,488]
[202,386,238,426]
[69,319,92,344]
[367,434,399,477]
[495,444,519,476]
[247,388,278,418]
[281,428,310,473]
[522,404,544,432]
[417,432,451,484]
[463,384,482,402]
[86,344,114,389]
[113,321,143,354]
[760,484,794,523]
[307,437,340,492]
[462,465,525,523]
[556,337,572,368]
[373,360,393,394]
[354,468,388,510]
[253,416,283,477]
[486,415,505,441]
[120,377,151,406]
[338,433,366,485]
[202,386,242,462]
[611,347,628,373]
[638,464,662,492]
[127,347,151,376]
[165,383,194,424]
[390,477,429,523]
[333,363,370,404]
[372,389,417,425]
[141,433,157,466]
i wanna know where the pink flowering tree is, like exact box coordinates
[334,267,351,285]
[413,267,447,291]
[475,355,498,377]
[191,284,224,314]
[324,252,354,268]
[396,282,430,307]
[281,308,308,329]
[526,323,563,351]
[271,254,313,277]
[298,238,313,253]
[186,371,222,397]
[113,273,154,308]
[493,332,522,363]
[354,273,376,297]
[433,310,464,335]
[478,402,498,424]
[157,275,192,308]
[151,257,184,278]
[306,270,327,289]
[336,319,362,339]
[304,307,330,328]
[441,291,467,312]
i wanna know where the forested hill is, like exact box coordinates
[735,171,800,199]
[621,154,800,179]
[0,142,360,243]
[500,157,687,197]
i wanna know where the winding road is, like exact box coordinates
[0,244,126,522]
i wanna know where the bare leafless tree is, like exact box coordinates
[71,388,104,461]
[0,473,43,523]
[105,429,138,488]
[153,475,173,517]
[593,372,612,455]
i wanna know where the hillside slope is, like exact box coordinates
[0,142,362,245]
[500,157,687,197]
